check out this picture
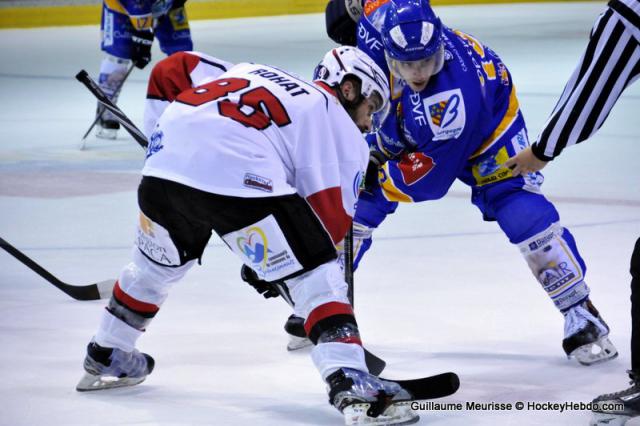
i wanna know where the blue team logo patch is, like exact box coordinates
[423,89,466,141]
[146,129,164,159]
[236,227,271,266]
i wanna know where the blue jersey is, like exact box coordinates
[357,1,524,203]
[102,0,192,58]
[104,0,177,31]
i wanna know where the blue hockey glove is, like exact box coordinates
[240,264,280,299]
[131,29,154,69]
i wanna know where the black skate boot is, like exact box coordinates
[76,341,155,391]
[591,370,640,425]
[284,314,312,351]
[327,368,419,426]
[562,299,617,365]
[96,107,120,140]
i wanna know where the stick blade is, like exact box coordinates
[95,279,116,299]
[60,279,115,301]
[364,348,386,376]
[393,372,460,400]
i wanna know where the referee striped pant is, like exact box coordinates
[533,5,640,160]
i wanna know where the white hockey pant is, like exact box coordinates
[286,261,367,379]
[95,248,195,352]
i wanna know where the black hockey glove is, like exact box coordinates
[364,150,387,192]
[170,0,187,9]
[240,264,280,299]
[325,0,360,46]
[131,29,154,69]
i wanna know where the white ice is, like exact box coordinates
[1,2,639,425]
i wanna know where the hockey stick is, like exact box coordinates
[0,237,115,301]
[75,70,148,149]
[343,225,387,374]
[345,225,354,305]
[79,64,135,150]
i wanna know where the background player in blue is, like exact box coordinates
[96,0,193,139]
[326,0,619,366]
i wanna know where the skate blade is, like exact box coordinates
[76,371,146,392]
[96,128,118,140]
[590,411,631,426]
[286,336,312,351]
[343,401,419,426]
[570,336,618,366]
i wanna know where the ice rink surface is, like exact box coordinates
[1,2,639,425]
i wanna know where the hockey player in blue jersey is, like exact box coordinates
[96,0,193,139]
[325,0,618,366]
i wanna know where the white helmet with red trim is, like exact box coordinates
[313,46,391,129]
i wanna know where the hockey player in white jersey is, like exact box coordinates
[76,46,424,425]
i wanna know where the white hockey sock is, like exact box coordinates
[94,310,143,352]
[312,342,368,380]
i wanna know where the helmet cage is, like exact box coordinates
[385,42,444,85]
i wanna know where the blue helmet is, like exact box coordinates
[381,0,443,63]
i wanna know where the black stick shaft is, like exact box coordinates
[81,64,135,141]
[76,69,148,149]
[345,225,354,306]
[0,237,66,288]
[0,237,113,301]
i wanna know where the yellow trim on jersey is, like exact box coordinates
[380,163,413,203]
[482,61,497,80]
[0,0,604,29]
[103,0,153,30]
[469,85,520,160]
[103,0,127,16]
[471,146,513,186]
[168,7,190,31]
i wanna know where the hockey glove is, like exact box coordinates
[364,150,387,192]
[326,0,362,46]
[240,264,280,299]
[170,0,187,9]
[131,29,154,69]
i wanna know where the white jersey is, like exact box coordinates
[141,61,368,243]
[143,51,234,137]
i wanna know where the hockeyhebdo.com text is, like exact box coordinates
[411,401,624,413]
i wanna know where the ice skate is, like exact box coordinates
[562,299,617,365]
[95,108,120,140]
[284,314,312,351]
[327,368,419,426]
[76,341,154,392]
[591,371,640,425]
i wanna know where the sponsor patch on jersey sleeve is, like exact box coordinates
[423,89,466,141]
